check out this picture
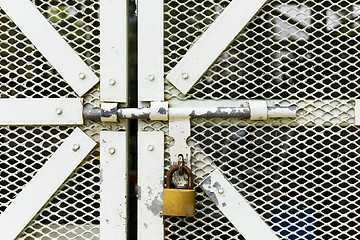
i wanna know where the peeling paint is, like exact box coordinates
[201,176,219,206]
[157,107,167,115]
[100,169,103,184]
[143,223,148,229]
[137,186,141,200]
[145,197,162,216]
[213,181,221,189]
[222,202,227,207]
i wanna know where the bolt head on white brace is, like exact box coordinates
[79,73,86,80]
[248,101,268,120]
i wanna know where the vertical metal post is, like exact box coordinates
[100,0,128,102]
[138,131,164,239]
[100,131,128,239]
[138,0,164,102]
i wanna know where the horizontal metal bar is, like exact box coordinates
[169,107,250,119]
[83,106,296,121]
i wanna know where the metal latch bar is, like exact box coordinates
[83,105,296,122]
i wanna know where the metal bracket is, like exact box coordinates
[169,117,191,188]
[101,102,118,123]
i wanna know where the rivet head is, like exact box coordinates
[148,145,154,151]
[148,74,155,81]
[218,188,224,194]
[79,73,86,80]
[55,108,63,115]
[109,79,116,85]
[182,73,189,79]
[109,147,116,155]
[72,144,80,151]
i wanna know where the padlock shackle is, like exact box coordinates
[166,165,194,189]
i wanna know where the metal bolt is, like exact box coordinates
[55,108,63,115]
[148,74,155,81]
[109,79,116,85]
[79,72,86,80]
[72,144,80,151]
[109,147,116,155]
[182,73,189,79]
[218,188,224,194]
[148,145,154,151]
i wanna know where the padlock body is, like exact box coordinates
[163,189,195,217]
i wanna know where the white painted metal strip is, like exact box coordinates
[0,128,96,240]
[100,0,128,102]
[100,131,127,240]
[200,169,280,240]
[0,98,83,125]
[166,0,268,94]
[138,131,164,240]
[0,0,99,96]
[138,0,164,101]
[354,100,360,126]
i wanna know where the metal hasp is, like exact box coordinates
[200,169,280,240]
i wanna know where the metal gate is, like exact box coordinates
[1,0,360,239]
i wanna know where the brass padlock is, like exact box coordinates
[162,165,195,217]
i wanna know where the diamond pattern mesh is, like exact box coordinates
[0,1,104,239]
[163,0,360,239]
[165,0,360,101]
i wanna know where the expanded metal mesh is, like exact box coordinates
[164,0,360,239]
[165,0,360,101]
[0,1,104,239]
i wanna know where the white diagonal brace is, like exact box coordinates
[138,131,164,239]
[100,0,128,102]
[200,169,280,240]
[166,0,268,94]
[0,128,96,240]
[0,0,99,96]
[0,98,83,125]
[100,131,127,240]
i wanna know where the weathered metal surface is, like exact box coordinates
[100,131,127,240]
[138,131,164,239]
[82,105,295,121]
[100,103,118,122]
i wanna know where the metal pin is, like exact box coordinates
[109,147,116,155]
[109,79,116,85]
[148,75,155,81]
[55,108,63,115]
[182,73,189,79]
[72,144,80,151]
[148,145,154,151]
[79,73,86,80]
